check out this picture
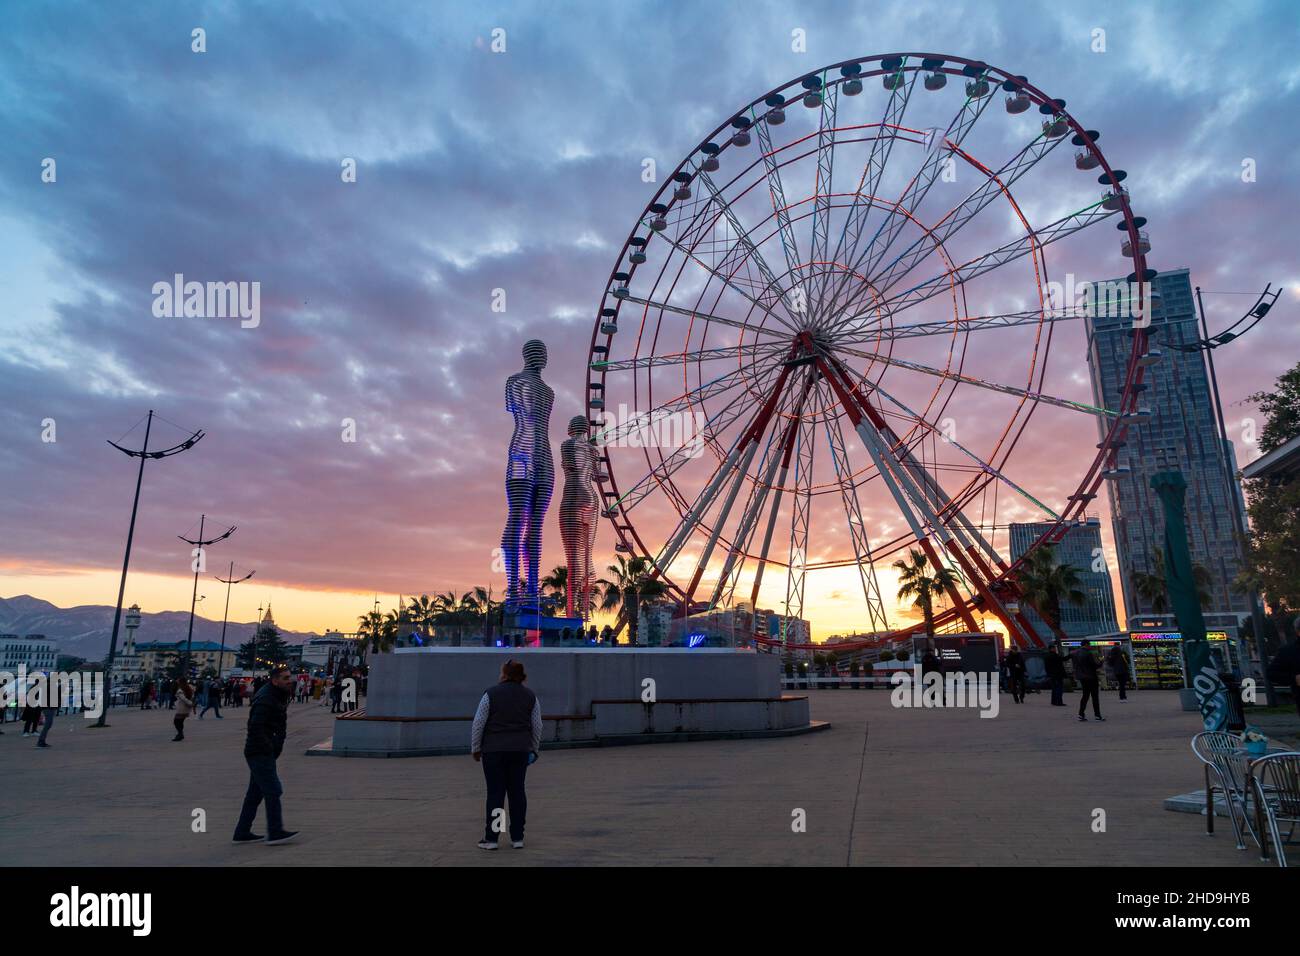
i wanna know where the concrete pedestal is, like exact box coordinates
[312,647,824,757]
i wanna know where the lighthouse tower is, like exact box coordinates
[114,604,142,683]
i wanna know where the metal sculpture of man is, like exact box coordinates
[559,415,599,620]
[501,339,554,610]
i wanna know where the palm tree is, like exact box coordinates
[1014,544,1087,638]
[355,609,385,664]
[407,594,438,639]
[893,548,963,642]
[540,566,567,615]
[1130,547,1213,615]
[596,555,666,646]
[432,590,463,646]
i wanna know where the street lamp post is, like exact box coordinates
[1195,286,1275,705]
[215,562,255,681]
[96,410,204,728]
[178,515,236,677]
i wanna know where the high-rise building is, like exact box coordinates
[1084,267,1247,620]
[1008,518,1120,640]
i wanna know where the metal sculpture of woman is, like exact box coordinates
[559,415,599,620]
[501,340,554,610]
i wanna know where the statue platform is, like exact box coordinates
[310,646,825,757]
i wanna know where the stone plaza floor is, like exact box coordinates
[0,688,1278,866]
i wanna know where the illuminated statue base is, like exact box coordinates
[310,647,824,758]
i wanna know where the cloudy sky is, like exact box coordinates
[1,0,1296,637]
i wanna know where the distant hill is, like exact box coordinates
[0,595,320,663]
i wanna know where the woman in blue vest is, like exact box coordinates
[471,659,543,850]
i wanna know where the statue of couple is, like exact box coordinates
[500,339,597,620]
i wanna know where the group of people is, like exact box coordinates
[228,657,542,853]
[1000,642,1130,721]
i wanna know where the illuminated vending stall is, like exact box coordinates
[1199,630,1240,675]
[1130,631,1185,689]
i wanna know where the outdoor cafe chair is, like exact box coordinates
[1250,752,1300,867]
[1190,731,1256,850]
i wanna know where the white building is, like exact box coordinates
[0,634,58,673]
[301,632,356,669]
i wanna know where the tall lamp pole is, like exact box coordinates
[215,562,255,680]
[178,515,236,678]
[1195,286,1275,705]
[96,410,204,728]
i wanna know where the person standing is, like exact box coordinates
[1045,647,1067,706]
[1004,648,1027,704]
[1106,644,1130,702]
[1072,644,1104,722]
[22,701,40,737]
[173,678,195,740]
[471,659,543,850]
[1266,636,1300,717]
[232,665,298,845]
[36,704,56,748]
[201,676,224,719]
[921,647,947,706]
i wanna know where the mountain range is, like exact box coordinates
[0,595,320,663]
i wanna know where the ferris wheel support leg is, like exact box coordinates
[813,347,983,633]
[662,357,796,606]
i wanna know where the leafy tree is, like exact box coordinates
[893,548,963,641]
[1240,362,1300,612]
[1247,363,1300,455]
[239,620,291,670]
[1014,544,1087,637]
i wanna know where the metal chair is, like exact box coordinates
[1250,752,1300,866]
[1190,731,1255,850]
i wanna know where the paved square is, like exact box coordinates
[0,688,1270,866]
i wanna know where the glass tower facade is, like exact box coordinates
[1084,267,1247,621]
[1009,519,1120,641]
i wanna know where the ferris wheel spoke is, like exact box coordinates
[648,209,802,332]
[753,111,808,294]
[806,76,842,316]
[864,128,1070,305]
[711,366,818,609]
[591,341,787,374]
[834,307,1090,346]
[593,364,762,448]
[595,366,780,520]
[854,201,1117,329]
[813,63,918,326]
[824,409,891,632]
[620,295,792,339]
[864,374,1060,520]
[831,343,1118,417]
[813,72,996,332]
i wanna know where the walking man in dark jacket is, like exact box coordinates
[1072,644,1105,722]
[471,659,543,850]
[1045,647,1067,706]
[232,665,298,845]
[1004,649,1027,704]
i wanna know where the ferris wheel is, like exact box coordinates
[585,53,1156,649]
